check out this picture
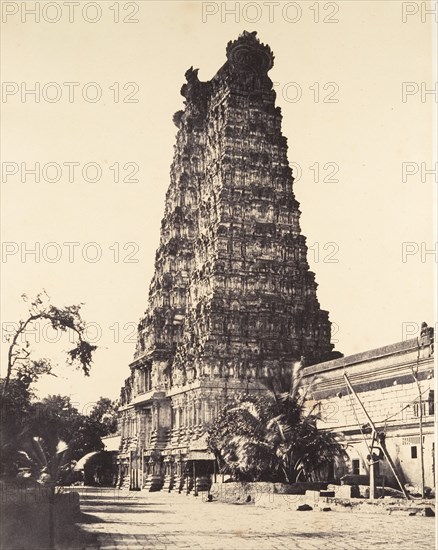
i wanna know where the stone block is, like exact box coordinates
[297,504,313,511]
[334,485,352,498]
[319,490,335,497]
[255,492,307,509]
[304,490,320,504]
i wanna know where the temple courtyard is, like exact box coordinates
[71,488,434,550]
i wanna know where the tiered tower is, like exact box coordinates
[118,31,340,492]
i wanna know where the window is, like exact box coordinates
[413,391,435,417]
[402,435,423,446]
[146,369,152,391]
[352,459,360,475]
[429,390,435,416]
[411,446,418,459]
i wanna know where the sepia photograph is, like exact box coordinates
[0,1,436,548]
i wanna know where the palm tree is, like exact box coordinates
[208,394,280,482]
[208,361,346,483]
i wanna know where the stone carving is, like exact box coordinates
[118,32,340,491]
[226,30,274,74]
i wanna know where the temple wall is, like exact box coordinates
[303,331,435,490]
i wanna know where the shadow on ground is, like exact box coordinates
[78,511,105,524]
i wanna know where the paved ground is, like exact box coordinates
[74,488,435,550]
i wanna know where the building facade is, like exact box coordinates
[118,31,339,492]
[302,325,435,492]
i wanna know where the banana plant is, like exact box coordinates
[18,434,73,550]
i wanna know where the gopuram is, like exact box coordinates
[118,31,340,492]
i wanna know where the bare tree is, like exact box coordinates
[2,290,97,397]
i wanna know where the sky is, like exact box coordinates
[1,1,436,411]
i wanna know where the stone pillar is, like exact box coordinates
[177,401,184,443]
[141,452,149,489]
[182,462,194,495]
[195,399,202,435]
[183,398,188,428]
[176,406,181,428]
[214,396,222,421]
[139,448,144,488]
[144,455,164,492]
[202,400,209,424]
[173,457,185,493]
[162,457,175,492]
[153,401,160,431]
[142,456,150,488]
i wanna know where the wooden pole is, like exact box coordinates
[344,374,409,499]
[412,340,425,499]
[369,458,375,500]
[369,432,376,500]
[417,389,425,499]
[193,460,198,496]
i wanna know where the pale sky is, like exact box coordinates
[1,1,436,411]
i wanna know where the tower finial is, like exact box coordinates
[226,31,274,73]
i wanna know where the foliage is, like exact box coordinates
[0,378,34,476]
[0,292,112,547]
[16,434,73,550]
[0,291,101,477]
[3,291,98,396]
[1,392,118,481]
[28,396,104,463]
[18,434,72,486]
[207,362,346,483]
[89,397,119,435]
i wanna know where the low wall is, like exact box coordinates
[207,482,435,516]
[0,482,80,549]
[208,481,328,504]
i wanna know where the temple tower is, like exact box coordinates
[118,31,340,492]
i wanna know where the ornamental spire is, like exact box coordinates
[226,30,274,73]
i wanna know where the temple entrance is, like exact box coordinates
[184,458,215,494]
